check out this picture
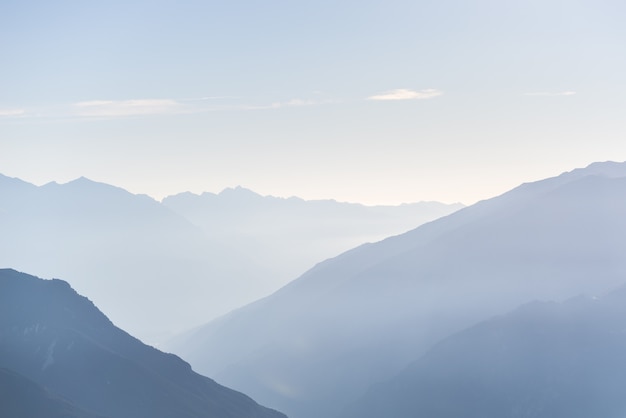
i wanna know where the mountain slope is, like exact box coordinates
[0,175,460,344]
[343,284,626,418]
[0,367,103,418]
[166,161,626,418]
[0,268,286,418]
[0,175,267,343]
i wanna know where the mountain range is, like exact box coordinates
[343,283,626,418]
[164,161,626,418]
[163,188,463,282]
[0,268,286,418]
[0,174,459,343]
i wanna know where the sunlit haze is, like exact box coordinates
[2,1,625,205]
[3,3,626,417]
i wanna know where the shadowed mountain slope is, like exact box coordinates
[0,367,103,418]
[0,269,286,418]
[343,284,626,418]
[166,161,626,418]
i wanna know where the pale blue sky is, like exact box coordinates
[2,0,625,204]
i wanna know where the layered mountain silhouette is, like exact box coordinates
[343,284,626,418]
[0,268,286,418]
[165,161,626,418]
[163,187,462,283]
[0,174,458,343]
[0,175,266,343]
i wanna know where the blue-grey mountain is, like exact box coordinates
[163,187,463,283]
[0,268,286,418]
[0,175,459,344]
[165,161,626,418]
[0,175,266,343]
[343,284,626,418]
[0,367,103,418]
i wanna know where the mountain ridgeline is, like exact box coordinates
[343,285,626,418]
[0,175,263,344]
[162,187,463,284]
[0,175,461,343]
[165,161,626,418]
[4,161,626,418]
[0,269,286,418]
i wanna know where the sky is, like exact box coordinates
[1,0,626,205]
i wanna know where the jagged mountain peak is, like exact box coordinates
[218,185,264,199]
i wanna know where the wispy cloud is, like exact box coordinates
[73,96,326,116]
[242,98,330,110]
[523,91,576,97]
[1,95,335,122]
[0,108,26,117]
[281,99,318,107]
[74,99,182,117]
[269,98,325,108]
[182,96,240,101]
[368,88,443,101]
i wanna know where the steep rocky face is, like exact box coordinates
[0,269,286,418]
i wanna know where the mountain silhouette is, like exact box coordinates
[0,175,271,343]
[0,174,460,344]
[165,161,626,418]
[0,268,286,418]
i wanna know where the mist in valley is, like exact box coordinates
[2,1,626,417]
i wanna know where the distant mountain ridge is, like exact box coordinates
[0,268,286,418]
[165,161,626,418]
[343,283,626,418]
[0,173,461,343]
[0,174,267,343]
[162,186,463,284]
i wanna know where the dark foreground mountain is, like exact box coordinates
[166,161,626,418]
[0,269,286,418]
[0,367,102,418]
[343,284,626,418]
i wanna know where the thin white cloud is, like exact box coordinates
[0,108,26,117]
[243,98,327,110]
[272,98,320,108]
[283,99,317,106]
[368,88,443,101]
[181,96,240,101]
[3,95,335,121]
[523,91,576,97]
[74,99,182,117]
